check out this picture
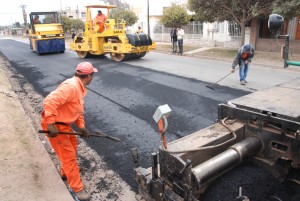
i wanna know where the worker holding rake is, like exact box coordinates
[40,62,98,201]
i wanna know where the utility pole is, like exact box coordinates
[147,0,150,35]
[20,5,27,34]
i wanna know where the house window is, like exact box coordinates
[81,12,86,18]
[153,21,163,33]
[228,21,241,36]
[217,22,224,33]
[188,21,203,34]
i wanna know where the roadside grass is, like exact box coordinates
[193,48,237,59]
[155,43,199,52]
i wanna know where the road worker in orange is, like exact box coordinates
[94,10,106,33]
[40,62,98,201]
[33,15,41,24]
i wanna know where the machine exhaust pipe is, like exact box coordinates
[192,136,262,188]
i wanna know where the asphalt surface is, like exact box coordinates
[1,36,300,200]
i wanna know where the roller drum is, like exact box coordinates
[192,136,262,187]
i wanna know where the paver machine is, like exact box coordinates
[28,12,65,54]
[131,15,300,200]
[70,5,156,62]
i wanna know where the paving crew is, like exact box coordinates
[231,44,255,85]
[40,62,98,201]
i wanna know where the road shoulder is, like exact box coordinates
[0,54,74,201]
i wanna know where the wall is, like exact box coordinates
[256,38,300,54]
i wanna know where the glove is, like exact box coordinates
[47,124,59,138]
[231,68,235,73]
[78,127,90,138]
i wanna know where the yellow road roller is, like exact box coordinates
[29,12,65,54]
[70,5,156,62]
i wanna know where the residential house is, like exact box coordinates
[129,2,300,53]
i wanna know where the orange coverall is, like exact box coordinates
[94,13,106,32]
[41,76,87,193]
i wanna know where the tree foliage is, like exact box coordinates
[61,16,72,32]
[187,0,300,45]
[161,3,190,28]
[272,0,300,20]
[103,0,130,9]
[102,0,137,26]
[110,8,138,26]
[61,16,84,33]
[71,19,85,31]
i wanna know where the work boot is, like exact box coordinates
[240,80,245,85]
[75,189,90,201]
[61,173,67,180]
[60,169,67,180]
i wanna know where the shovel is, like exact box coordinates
[38,130,121,142]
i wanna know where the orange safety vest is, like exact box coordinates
[94,14,106,25]
[94,14,106,32]
[241,52,250,60]
[42,76,87,128]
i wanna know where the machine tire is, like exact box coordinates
[77,51,90,58]
[138,52,147,59]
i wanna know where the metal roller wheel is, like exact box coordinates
[77,51,90,58]
[110,53,126,62]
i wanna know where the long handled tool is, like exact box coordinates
[38,130,121,142]
[206,66,239,90]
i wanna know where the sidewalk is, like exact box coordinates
[0,55,74,201]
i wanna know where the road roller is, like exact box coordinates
[70,5,156,62]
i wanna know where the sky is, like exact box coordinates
[0,0,186,26]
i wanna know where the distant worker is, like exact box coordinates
[136,26,143,34]
[94,10,106,33]
[177,27,185,55]
[71,29,76,40]
[170,27,178,54]
[231,44,255,85]
[41,62,98,201]
[33,15,41,24]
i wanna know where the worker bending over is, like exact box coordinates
[41,62,98,201]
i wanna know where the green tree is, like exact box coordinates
[71,19,84,32]
[161,3,190,28]
[187,0,300,45]
[110,8,138,26]
[61,16,84,33]
[61,16,72,32]
[272,0,300,19]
